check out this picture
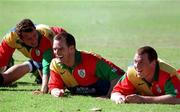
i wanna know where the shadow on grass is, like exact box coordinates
[0,81,39,92]
[0,88,35,91]
[15,81,38,86]
[1,81,38,87]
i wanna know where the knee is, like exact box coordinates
[23,60,42,73]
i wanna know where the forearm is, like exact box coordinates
[140,95,180,104]
[41,74,49,93]
[125,94,180,104]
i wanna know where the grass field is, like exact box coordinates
[0,0,180,112]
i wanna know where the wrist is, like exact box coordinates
[41,85,48,93]
[111,92,122,100]
[51,88,64,97]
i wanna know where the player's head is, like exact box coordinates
[137,46,158,62]
[53,32,76,48]
[133,46,158,78]
[53,32,76,65]
[15,19,38,47]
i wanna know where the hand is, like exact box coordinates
[51,88,64,97]
[41,75,49,93]
[111,92,125,104]
[125,94,145,103]
[40,85,48,93]
[32,85,48,95]
[32,89,44,95]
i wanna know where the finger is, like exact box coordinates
[52,92,60,97]
[32,90,43,95]
[115,98,125,104]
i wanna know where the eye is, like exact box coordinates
[134,60,138,65]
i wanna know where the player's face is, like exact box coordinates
[133,53,154,79]
[53,38,73,65]
[20,29,38,48]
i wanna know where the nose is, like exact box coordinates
[32,35,37,42]
[54,49,61,57]
[134,62,140,70]
[53,49,58,55]
[32,37,35,41]
[134,62,137,68]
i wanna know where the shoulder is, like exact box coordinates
[3,32,21,47]
[126,66,140,82]
[36,24,55,40]
[80,51,102,60]
[50,58,61,66]
[127,66,137,77]
[4,31,19,40]
[158,59,177,77]
[50,58,62,71]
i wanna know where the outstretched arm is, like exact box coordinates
[125,94,180,104]
[41,73,49,93]
[41,49,53,93]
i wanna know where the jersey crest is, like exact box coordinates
[78,69,86,78]
[35,49,41,56]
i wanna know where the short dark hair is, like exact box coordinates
[15,19,36,36]
[54,32,76,47]
[137,46,158,62]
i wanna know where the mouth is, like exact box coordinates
[31,42,38,48]
[56,55,63,59]
[136,69,142,74]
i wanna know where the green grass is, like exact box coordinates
[0,0,180,112]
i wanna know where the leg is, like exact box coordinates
[2,62,30,85]
[29,60,42,84]
[0,57,15,86]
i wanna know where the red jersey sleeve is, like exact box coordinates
[0,40,15,67]
[48,70,64,92]
[112,74,136,95]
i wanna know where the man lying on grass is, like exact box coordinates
[111,46,180,104]
[48,32,125,98]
